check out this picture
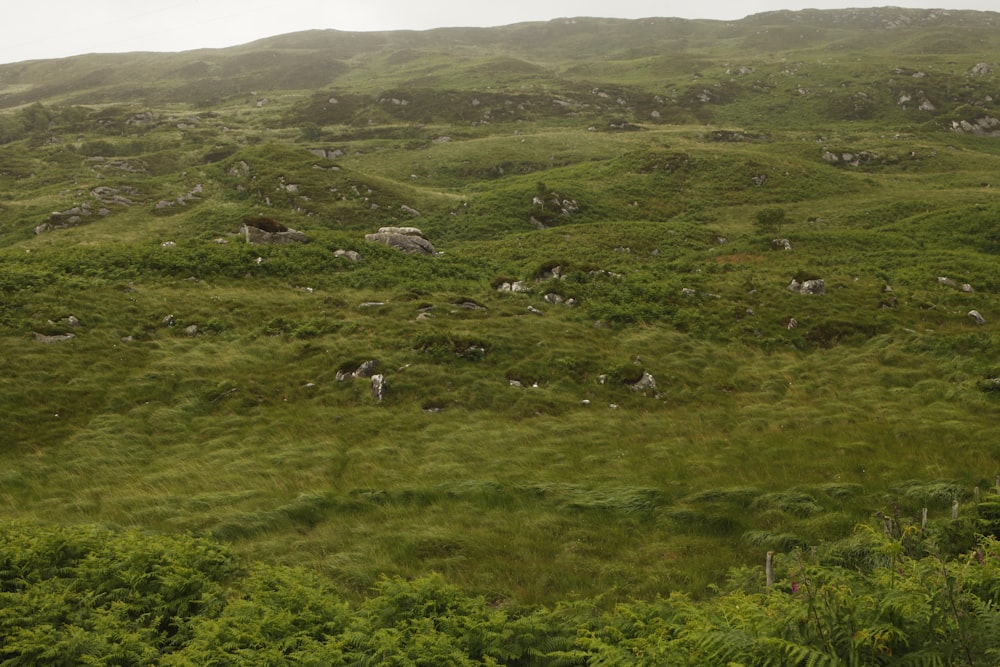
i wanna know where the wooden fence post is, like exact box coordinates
[921,507,928,530]
[766,551,774,589]
[952,499,959,520]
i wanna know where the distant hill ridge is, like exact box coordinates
[1,7,999,109]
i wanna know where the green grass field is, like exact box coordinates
[2,8,1000,663]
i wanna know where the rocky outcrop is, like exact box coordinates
[34,183,139,233]
[336,360,379,382]
[36,204,95,234]
[968,310,986,325]
[364,227,436,255]
[333,249,361,261]
[822,150,879,167]
[950,116,1000,137]
[308,147,344,159]
[630,372,657,392]
[91,186,136,207]
[938,276,975,292]
[155,184,203,210]
[788,278,825,295]
[497,281,529,293]
[241,217,307,244]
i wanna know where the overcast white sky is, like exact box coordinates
[1,0,997,65]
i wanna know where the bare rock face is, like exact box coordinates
[364,227,436,255]
[241,217,307,244]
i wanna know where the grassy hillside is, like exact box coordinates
[1,8,999,632]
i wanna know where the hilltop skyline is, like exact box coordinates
[3,0,998,65]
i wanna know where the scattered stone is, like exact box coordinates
[103,160,146,173]
[400,205,421,217]
[970,62,993,75]
[359,302,385,308]
[509,380,523,387]
[161,241,176,248]
[185,325,199,337]
[681,288,720,299]
[34,332,74,343]
[370,374,386,401]
[543,293,565,305]
[787,279,825,295]
[822,150,880,167]
[121,336,133,343]
[364,227,436,255]
[497,281,529,293]
[630,372,657,392]
[454,301,486,311]
[787,317,799,330]
[353,360,379,379]
[950,116,1000,137]
[333,249,361,261]
[527,306,543,316]
[308,147,344,159]
[163,314,176,327]
[773,238,792,250]
[938,276,975,292]
[968,310,986,325]
[90,185,136,206]
[213,238,229,244]
[67,316,81,327]
[126,111,160,126]
[228,161,251,178]
[538,265,564,281]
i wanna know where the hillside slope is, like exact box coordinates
[1,9,999,616]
